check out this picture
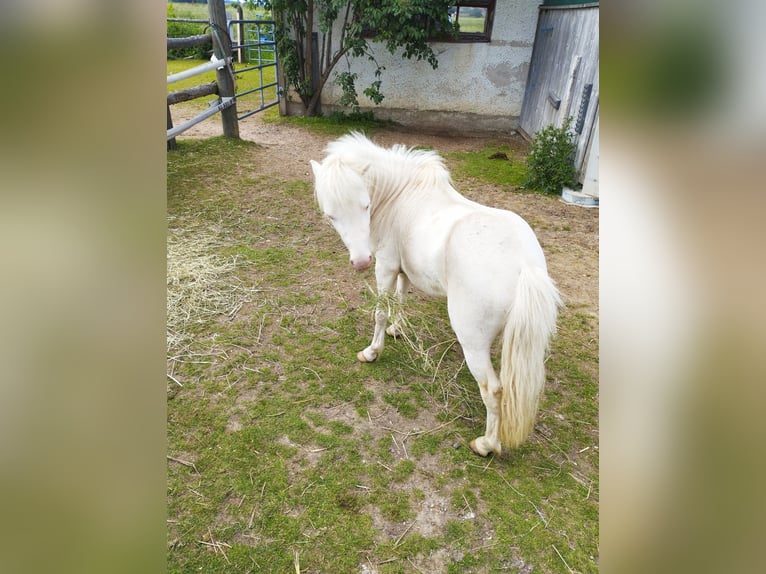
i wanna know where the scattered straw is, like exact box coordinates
[166,455,199,474]
[167,221,260,355]
[552,544,574,573]
[362,286,474,418]
[364,287,459,375]
[393,521,416,548]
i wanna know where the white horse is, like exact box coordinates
[310,133,561,456]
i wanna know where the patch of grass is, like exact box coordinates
[392,459,416,482]
[354,388,376,415]
[382,391,419,418]
[377,489,414,522]
[450,487,478,512]
[447,146,529,189]
[261,107,392,136]
[410,432,444,456]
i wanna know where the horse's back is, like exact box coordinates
[447,207,546,275]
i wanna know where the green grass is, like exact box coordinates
[447,146,529,190]
[262,108,393,136]
[167,2,269,21]
[167,135,598,573]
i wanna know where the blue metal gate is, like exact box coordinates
[228,19,280,120]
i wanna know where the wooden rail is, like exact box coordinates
[167,34,211,51]
[167,82,219,105]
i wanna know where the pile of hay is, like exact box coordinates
[167,222,258,355]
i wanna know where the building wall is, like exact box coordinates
[314,0,539,134]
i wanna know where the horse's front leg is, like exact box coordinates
[357,263,398,363]
[385,273,410,338]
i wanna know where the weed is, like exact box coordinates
[524,117,578,194]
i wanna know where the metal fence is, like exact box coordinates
[167,16,279,125]
[228,19,280,120]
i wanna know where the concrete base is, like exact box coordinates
[283,100,520,136]
[561,187,599,208]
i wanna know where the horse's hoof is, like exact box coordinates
[468,440,487,456]
[469,440,488,457]
[357,350,377,363]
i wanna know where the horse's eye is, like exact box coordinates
[364,204,370,211]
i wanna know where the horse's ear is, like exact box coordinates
[309,159,320,178]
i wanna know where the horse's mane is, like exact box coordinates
[320,132,466,243]
[324,132,454,193]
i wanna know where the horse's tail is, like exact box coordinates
[498,264,562,448]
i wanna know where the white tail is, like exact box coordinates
[498,265,562,447]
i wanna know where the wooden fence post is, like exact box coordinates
[167,103,177,150]
[208,0,239,139]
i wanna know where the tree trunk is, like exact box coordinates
[303,45,348,117]
[305,94,320,117]
[305,0,314,96]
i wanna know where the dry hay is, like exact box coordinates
[167,219,259,355]
[366,287,473,417]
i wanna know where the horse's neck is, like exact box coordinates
[366,165,465,248]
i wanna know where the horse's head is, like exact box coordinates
[310,157,373,271]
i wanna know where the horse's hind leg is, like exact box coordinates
[461,346,504,456]
[449,295,505,456]
[386,273,410,338]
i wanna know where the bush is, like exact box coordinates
[524,116,578,194]
[167,4,210,60]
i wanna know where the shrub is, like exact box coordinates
[167,3,210,60]
[524,116,578,194]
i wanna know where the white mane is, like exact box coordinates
[318,132,469,246]
[324,132,454,194]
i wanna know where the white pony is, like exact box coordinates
[310,133,561,456]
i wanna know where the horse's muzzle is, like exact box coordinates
[351,255,373,271]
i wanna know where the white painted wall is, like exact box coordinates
[316,0,539,132]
